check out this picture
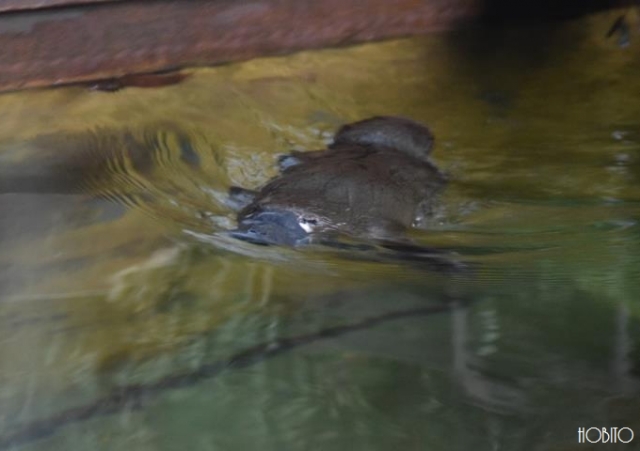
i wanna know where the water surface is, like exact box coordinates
[1,10,640,450]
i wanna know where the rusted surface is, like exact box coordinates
[0,0,629,93]
[0,0,480,92]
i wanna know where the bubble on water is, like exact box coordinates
[612,130,627,141]
[606,165,627,175]
[601,196,623,204]
[477,344,497,356]
[615,153,631,164]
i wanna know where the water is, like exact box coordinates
[1,10,640,450]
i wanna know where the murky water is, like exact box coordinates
[1,10,640,450]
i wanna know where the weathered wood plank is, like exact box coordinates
[0,0,479,92]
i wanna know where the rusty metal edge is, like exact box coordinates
[0,0,628,94]
[0,0,482,93]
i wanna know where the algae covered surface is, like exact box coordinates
[1,9,640,450]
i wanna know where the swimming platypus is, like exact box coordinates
[227,116,451,258]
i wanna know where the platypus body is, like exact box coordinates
[228,116,460,269]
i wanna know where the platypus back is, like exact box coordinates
[331,116,435,162]
[232,116,445,247]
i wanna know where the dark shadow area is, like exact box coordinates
[474,0,631,24]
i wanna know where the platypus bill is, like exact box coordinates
[227,116,459,270]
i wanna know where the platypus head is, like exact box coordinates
[230,208,324,246]
[331,116,434,161]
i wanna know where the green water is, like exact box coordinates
[1,10,640,450]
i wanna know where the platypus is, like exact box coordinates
[227,116,453,261]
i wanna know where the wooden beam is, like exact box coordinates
[0,0,479,92]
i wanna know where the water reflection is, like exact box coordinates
[1,8,640,450]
